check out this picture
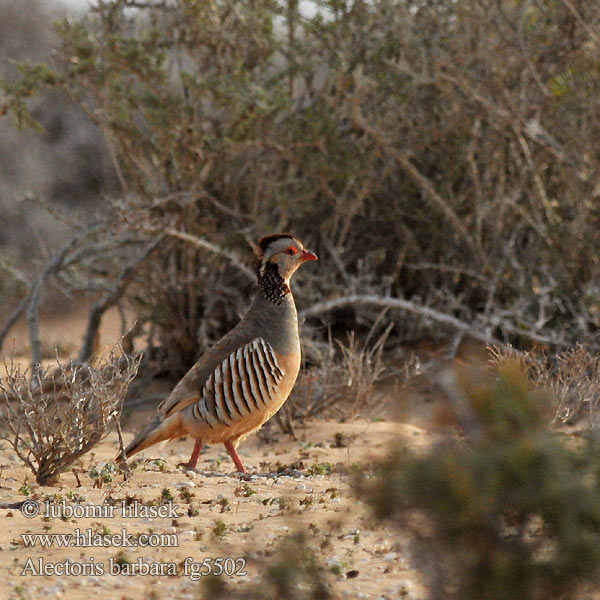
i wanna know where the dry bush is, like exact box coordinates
[489,344,600,429]
[0,351,140,485]
[1,0,599,395]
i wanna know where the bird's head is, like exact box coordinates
[256,233,318,284]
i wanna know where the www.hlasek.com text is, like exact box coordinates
[21,528,178,549]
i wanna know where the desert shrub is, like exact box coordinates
[360,361,600,599]
[490,344,600,429]
[1,0,599,381]
[0,351,140,485]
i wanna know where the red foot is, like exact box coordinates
[224,440,247,473]
[177,439,202,469]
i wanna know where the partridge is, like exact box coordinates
[120,233,317,473]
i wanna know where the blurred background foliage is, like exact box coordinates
[1,0,600,373]
[361,360,600,599]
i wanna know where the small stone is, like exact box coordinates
[177,481,195,489]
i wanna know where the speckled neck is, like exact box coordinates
[258,263,290,305]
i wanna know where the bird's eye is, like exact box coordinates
[286,247,298,255]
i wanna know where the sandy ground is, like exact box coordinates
[0,417,433,600]
[0,303,438,599]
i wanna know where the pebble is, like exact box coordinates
[185,471,196,479]
[177,481,195,489]
[47,585,65,596]
[325,555,341,568]
[383,552,398,563]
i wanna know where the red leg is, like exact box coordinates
[178,439,202,469]
[224,440,247,473]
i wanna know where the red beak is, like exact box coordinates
[300,249,318,262]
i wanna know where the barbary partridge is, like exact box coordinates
[120,233,317,473]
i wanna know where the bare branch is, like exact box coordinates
[26,222,106,374]
[0,297,28,353]
[155,227,255,281]
[300,294,568,348]
[78,237,164,363]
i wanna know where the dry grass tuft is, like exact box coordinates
[489,344,600,428]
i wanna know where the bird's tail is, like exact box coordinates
[115,412,183,463]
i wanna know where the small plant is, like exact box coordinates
[113,550,132,568]
[160,488,174,503]
[234,483,256,498]
[308,463,332,477]
[18,482,31,496]
[179,488,195,503]
[91,522,112,536]
[89,463,116,489]
[212,519,228,539]
[150,459,168,473]
[14,585,27,600]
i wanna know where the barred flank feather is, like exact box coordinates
[192,338,284,429]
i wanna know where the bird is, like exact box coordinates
[119,233,318,473]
